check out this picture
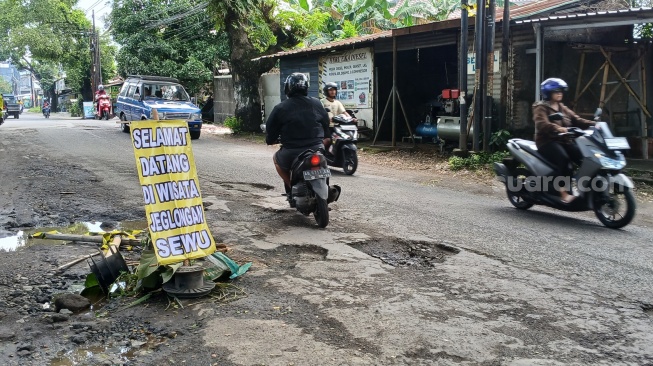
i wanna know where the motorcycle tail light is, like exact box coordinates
[310,154,321,167]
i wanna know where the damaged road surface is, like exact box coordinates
[1,113,653,365]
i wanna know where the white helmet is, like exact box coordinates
[98,85,104,91]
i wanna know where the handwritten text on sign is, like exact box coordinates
[131,121,216,265]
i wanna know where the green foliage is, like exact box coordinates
[0,0,116,100]
[68,100,82,117]
[0,78,12,94]
[223,116,244,134]
[110,0,229,94]
[490,129,512,150]
[448,151,510,171]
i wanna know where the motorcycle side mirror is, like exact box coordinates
[548,113,563,121]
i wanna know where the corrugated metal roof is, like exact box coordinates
[515,7,653,23]
[501,0,580,20]
[448,0,582,21]
[256,3,653,61]
[255,31,392,60]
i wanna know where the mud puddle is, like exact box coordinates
[49,334,164,366]
[349,238,460,267]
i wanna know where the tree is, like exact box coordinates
[207,0,323,131]
[0,78,12,94]
[109,0,230,95]
[292,0,397,46]
[0,0,116,103]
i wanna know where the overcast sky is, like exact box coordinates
[76,0,112,31]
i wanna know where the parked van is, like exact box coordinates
[115,75,203,139]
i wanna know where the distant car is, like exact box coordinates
[115,75,203,139]
[2,94,20,119]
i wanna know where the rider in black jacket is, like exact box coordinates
[265,73,330,195]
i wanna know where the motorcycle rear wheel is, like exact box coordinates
[505,168,533,210]
[314,197,329,228]
[593,185,635,229]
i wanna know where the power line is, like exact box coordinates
[144,1,209,30]
[85,0,104,13]
[164,23,213,41]
[162,17,212,40]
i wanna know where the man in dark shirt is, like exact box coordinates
[265,73,330,194]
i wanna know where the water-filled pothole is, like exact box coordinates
[49,334,163,366]
[0,220,148,252]
[349,238,460,267]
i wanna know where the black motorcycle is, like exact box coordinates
[326,113,359,175]
[493,110,636,229]
[43,106,51,118]
[287,149,341,228]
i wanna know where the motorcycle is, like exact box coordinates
[493,109,636,229]
[287,149,341,228]
[42,105,51,118]
[326,112,359,175]
[96,94,112,120]
[260,124,341,228]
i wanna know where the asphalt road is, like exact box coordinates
[6,112,651,302]
[3,111,653,363]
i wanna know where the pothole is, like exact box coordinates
[262,245,328,269]
[348,238,459,267]
[216,181,275,192]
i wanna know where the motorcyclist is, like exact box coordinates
[320,82,356,153]
[95,85,108,115]
[42,100,50,116]
[265,72,330,199]
[533,78,596,204]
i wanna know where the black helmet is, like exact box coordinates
[284,73,309,97]
[540,78,568,100]
[323,82,338,96]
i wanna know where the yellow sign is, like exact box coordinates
[131,120,215,265]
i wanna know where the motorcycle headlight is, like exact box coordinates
[191,113,201,120]
[593,150,626,170]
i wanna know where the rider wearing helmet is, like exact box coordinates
[321,82,348,121]
[320,82,356,153]
[265,73,330,196]
[95,84,108,115]
[533,77,596,203]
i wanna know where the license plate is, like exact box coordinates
[303,169,331,180]
[605,137,630,150]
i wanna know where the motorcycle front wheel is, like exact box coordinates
[314,197,329,228]
[593,185,636,229]
[342,150,358,175]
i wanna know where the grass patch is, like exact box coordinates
[28,107,41,113]
[223,116,244,135]
[448,151,509,171]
